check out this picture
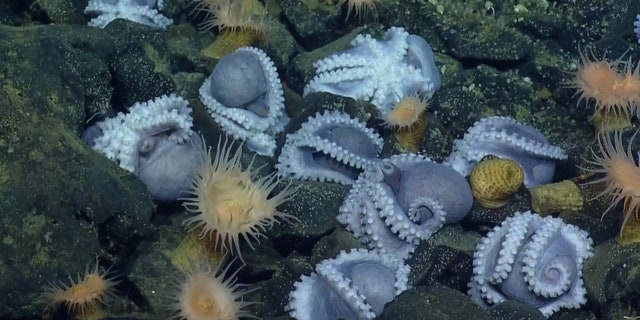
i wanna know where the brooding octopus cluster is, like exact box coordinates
[75,15,595,317]
[287,249,409,320]
[199,46,287,156]
[468,211,593,317]
[446,116,567,187]
[338,153,473,260]
[276,111,383,184]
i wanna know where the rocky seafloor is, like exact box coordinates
[1,0,640,319]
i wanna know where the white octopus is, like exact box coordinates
[84,0,172,29]
[304,26,441,114]
[90,93,194,173]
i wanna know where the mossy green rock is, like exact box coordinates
[0,24,154,318]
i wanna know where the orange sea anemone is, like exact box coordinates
[181,137,296,260]
[582,129,640,234]
[45,258,119,318]
[383,92,428,130]
[168,260,253,320]
[572,48,640,117]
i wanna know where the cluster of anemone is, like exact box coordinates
[45,136,296,319]
[572,47,640,238]
[166,136,295,318]
[44,257,256,320]
[572,48,640,118]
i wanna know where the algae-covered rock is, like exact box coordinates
[583,240,640,318]
[0,24,154,318]
[378,285,492,320]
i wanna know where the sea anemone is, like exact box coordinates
[383,92,428,130]
[181,136,296,260]
[44,258,119,318]
[191,0,268,35]
[168,260,254,320]
[572,48,640,117]
[582,129,640,233]
[338,0,380,20]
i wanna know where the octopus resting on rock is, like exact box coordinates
[304,26,441,114]
[276,110,383,184]
[287,248,409,320]
[446,116,567,187]
[85,94,202,202]
[338,153,473,260]
[468,211,593,317]
[199,46,287,156]
[84,0,172,29]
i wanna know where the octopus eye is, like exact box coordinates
[139,137,158,154]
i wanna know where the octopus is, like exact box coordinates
[468,211,593,317]
[199,46,287,156]
[85,94,200,201]
[304,27,441,114]
[338,153,473,260]
[84,0,173,29]
[276,110,383,184]
[446,116,567,187]
[287,248,409,320]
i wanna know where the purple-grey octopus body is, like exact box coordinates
[446,116,567,187]
[287,248,409,320]
[84,94,202,202]
[468,211,593,317]
[199,46,287,156]
[338,153,473,260]
[276,110,383,184]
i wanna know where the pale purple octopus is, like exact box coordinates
[468,211,593,317]
[338,153,473,260]
[287,249,409,320]
[85,94,202,202]
[276,110,383,184]
[199,46,286,156]
[446,116,567,187]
